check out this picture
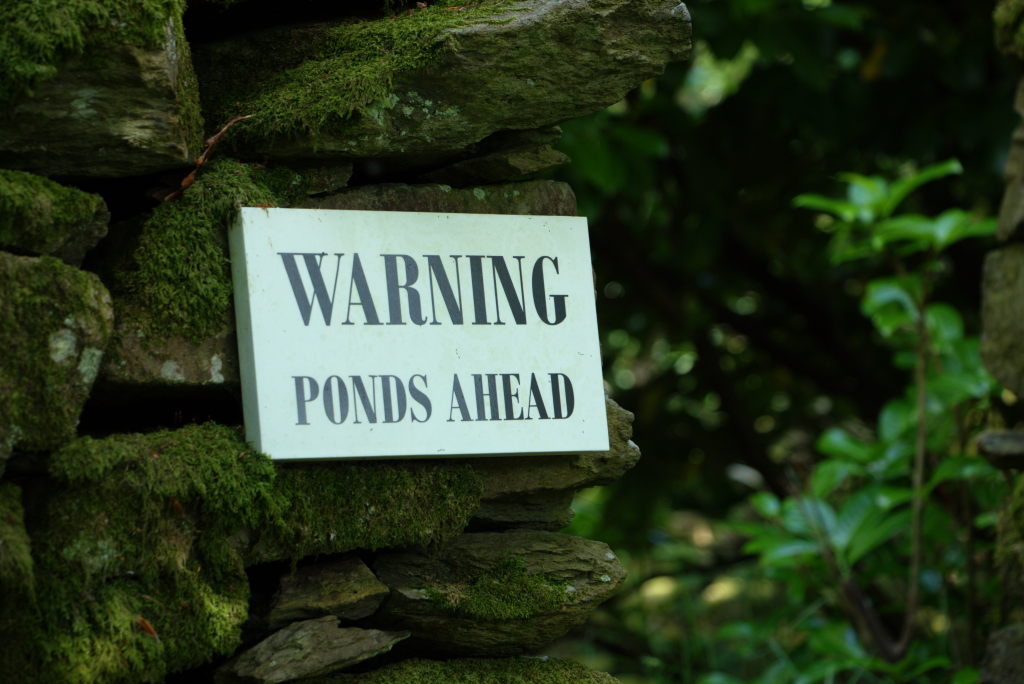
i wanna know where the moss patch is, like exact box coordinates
[0,0,186,106]
[997,475,1024,619]
[329,656,619,683]
[0,169,106,258]
[118,159,306,342]
[202,0,514,141]
[6,424,480,681]
[427,556,567,621]
[996,0,1024,58]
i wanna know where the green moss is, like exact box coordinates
[203,0,514,141]
[0,0,186,106]
[0,253,113,455]
[119,159,306,342]
[0,169,105,256]
[6,424,481,681]
[996,0,1024,57]
[329,656,619,683]
[997,476,1024,620]
[427,556,567,621]
[0,483,37,682]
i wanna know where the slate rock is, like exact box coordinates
[372,530,626,655]
[982,246,1024,394]
[981,624,1024,684]
[196,0,692,162]
[0,13,203,178]
[417,128,571,186]
[0,170,109,265]
[303,180,578,216]
[217,617,408,683]
[998,79,1024,241]
[325,656,620,682]
[472,488,576,531]
[0,252,113,465]
[267,556,390,630]
[979,430,1024,470]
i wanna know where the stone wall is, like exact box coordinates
[0,1,691,681]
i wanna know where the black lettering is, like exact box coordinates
[473,373,500,421]
[344,254,382,325]
[379,374,408,423]
[425,255,464,324]
[448,375,472,422]
[351,375,378,423]
[550,373,575,419]
[409,374,432,423]
[322,375,349,424]
[532,256,568,325]
[294,376,319,425]
[383,254,427,325]
[279,252,344,325]
[489,256,527,325]
[500,373,524,420]
[468,255,489,324]
[526,373,549,419]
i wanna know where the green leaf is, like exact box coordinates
[840,172,888,220]
[925,303,964,353]
[881,159,963,217]
[878,398,913,442]
[861,276,921,337]
[751,491,781,518]
[927,456,997,490]
[833,489,875,552]
[793,193,858,222]
[816,427,876,463]
[951,668,979,684]
[759,539,821,565]
[810,460,863,498]
[846,508,911,565]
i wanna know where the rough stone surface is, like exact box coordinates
[979,430,1024,470]
[0,15,203,178]
[999,80,1024,240]
[196,0,692,162]
[101,302,238,387]
[417,128,570,186]
[472,489,576,531]
[372,530,626,655]
[267,556,390,630]
[303,180,578,216]
[469,398,639,500]
[981,624,1024,684]
[217,617,408,683]
[982,246,1024,395]
[326,656,620,682]
[0,170,109,265]
[0,252,113,465]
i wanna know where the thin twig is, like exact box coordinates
[163,114,255,202]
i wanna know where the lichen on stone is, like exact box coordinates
[0,0,187,106]
[996,0,1024,58]
[117,159,306,342]
[200,0,515,142]
[3,423,481,681]
[329,656,620,683]
[426,556,568,621]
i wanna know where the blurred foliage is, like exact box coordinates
[551,0,1023,681]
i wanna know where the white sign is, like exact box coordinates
[229,207,609,460]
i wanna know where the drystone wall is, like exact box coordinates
[0,0,691,681]
[982,5,1024,682]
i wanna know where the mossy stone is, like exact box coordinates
[326,656,620,683]
[0,252,113,465]
[0,169,109,264]
[996,0,1024,58]
[981,246,1024,395]
[2,423,480,680]
[0,1,203,177]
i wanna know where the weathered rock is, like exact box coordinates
[0,482,35,679]
[982,246,1024,394]
[0,170,109,265]
[472,489,576,531]
[0,12,203,177]
[981,624,1024,684]
[196,0,692,162]
[979,430,1024,470]
[0,252,113,466]
[372,530,626,655]
[303,180,577,216]
[267,556,390,630]
[417,127,570,186]
[327,656,619,682]
[469,398,640,500]
[217,618,408,683]
[295,163,355,196]
[999,80,1024,240]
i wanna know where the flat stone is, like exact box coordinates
[0,170,108,265]
[0,14,203,178]
[999,78,1024,240]
[267,556,390,630]
[196,0,692,162]
[981,624,1024,684]
[302,180,577,216]
[979,431,1024,470]
[472,489,576,531]
[100,302,237,388]
[468,398,640,499]
[0,252,113,464]
[982,246,1024,394]
[217,618,408,683]
[417,132,570,186]
[372,530,625,655]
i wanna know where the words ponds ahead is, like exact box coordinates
[230,208,608,459]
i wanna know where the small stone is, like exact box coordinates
[981,624,1024,684]
[0,252,113,465]
[979,431,1024,470]
[982,246,1024,394]
[472,489,576,531]
[0,170,109,265]
[267,556,390,629]
[418,143,570,186]
[371,530,625,655]
[217,618,408,683]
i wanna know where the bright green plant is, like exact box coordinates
[700,161,1003,684]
